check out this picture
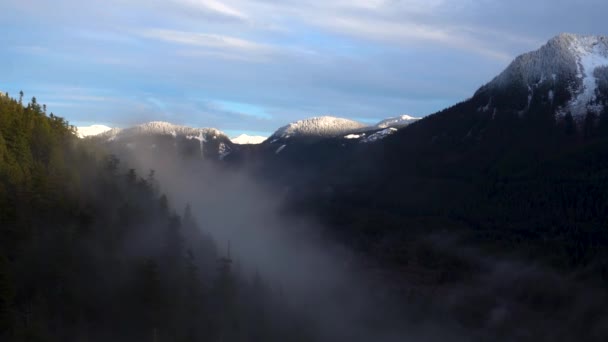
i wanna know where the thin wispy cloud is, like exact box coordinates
[311,15,514,62]
[173,0,249,21]
[174,49,267,63]
[136,28,278,63]
[138,29,270,52]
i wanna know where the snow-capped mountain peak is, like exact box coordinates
[76,125,113,138]
[480,33,608,118]
[269,116,366,142]
[231,134,267,145]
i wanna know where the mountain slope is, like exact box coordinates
[476,33,608,119]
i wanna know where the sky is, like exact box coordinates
[1,0,607,137]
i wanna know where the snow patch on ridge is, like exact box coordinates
[565,36,608,115]
[186,131,207,159]
[275,144,287,154]
[362,128,398,143]
[219,142,231,160]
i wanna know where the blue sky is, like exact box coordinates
[1,0,607,136]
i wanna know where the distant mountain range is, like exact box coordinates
[77,115,420,145]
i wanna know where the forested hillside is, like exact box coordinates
[264,85,608,275]
[0,93,312,342]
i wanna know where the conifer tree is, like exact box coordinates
[159,194,169,213]
[134,260,164,341]
[146,169,159,195]
[583,111,596,140]
[564,111,575,136]
[215,241,238,340]
[0,255,14,332]
[599,106,608,137]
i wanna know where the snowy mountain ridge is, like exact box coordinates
[82,114,419,146]
[268,116,367,142]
